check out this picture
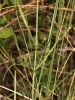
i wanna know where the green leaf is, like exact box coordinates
[0,27,14,38]
[4,0,21,6]
[0,15,10,26]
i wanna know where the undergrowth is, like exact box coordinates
[0,0,75,100]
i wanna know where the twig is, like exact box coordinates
[0,85,32,100]
[0,4,75,17]
[0,94,13,100]
[0,47,75,66]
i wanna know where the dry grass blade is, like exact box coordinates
[0,85,32,100]
[0,94,13,100]
[58,50,73,80]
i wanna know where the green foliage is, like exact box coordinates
[0,0,75,99]
[0,15,10,26]
[4,0,21,6]
[4,0,14,6]
[0,27,14,38]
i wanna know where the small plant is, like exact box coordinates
[0,0,75,100]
